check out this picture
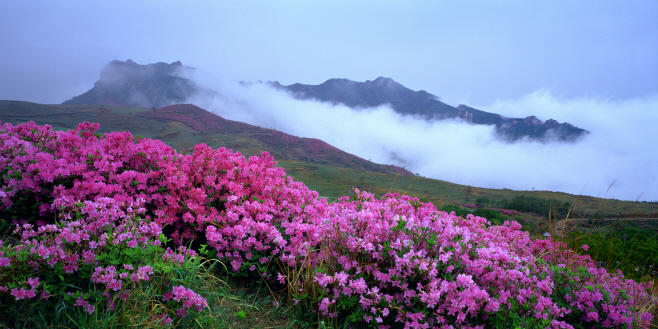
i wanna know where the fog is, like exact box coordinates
[186,71,658,202]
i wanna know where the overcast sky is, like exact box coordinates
[1,1,657,201]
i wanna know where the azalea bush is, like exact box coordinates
[302,192,655,328]
[0,121,655,328]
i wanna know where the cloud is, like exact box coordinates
[185,70,657,202]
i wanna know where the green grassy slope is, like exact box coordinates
[279,160,658,217]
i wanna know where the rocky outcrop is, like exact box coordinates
[63,60,208,108]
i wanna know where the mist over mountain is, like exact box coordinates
[269,77,589,142]
[63,60,213,108]
[63,60,588,143]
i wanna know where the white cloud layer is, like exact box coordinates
[187,71,658,202]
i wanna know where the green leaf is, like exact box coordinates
[235,310,246,320]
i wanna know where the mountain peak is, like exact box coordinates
[63,60,199,108]
[321,78,358,89]
[370,77,403,90]
[524,116,543,126]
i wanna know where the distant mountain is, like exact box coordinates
[63,60,209,108]
[269,77,589,142]
[63,60,588,142]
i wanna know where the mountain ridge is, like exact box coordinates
[269,77,589,142]
[62,60,589,142]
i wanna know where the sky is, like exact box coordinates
[1,1,657,201]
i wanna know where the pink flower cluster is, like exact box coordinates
[10,277,39,300]
[0,239,9,267]
[162,286,208,312]
[309,192,654,327]
[0,121,654,328]
[162,246,197,266]
[90,264,154,291]
[74,295,96,315]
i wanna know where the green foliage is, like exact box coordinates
[500,195,571,218]
[440,203,471,218]
[235,310,246,320]
[475,196,490,207]
[571,224,658,281]
[472,209,505,225]
[512,215,527,225]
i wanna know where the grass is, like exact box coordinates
[0,248,293,329]
[278,160,658,218]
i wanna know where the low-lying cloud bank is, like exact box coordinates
[186,71,657,202]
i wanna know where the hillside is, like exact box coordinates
[270,77,589,142]
[0,100,411,176]
[1,100,655,219]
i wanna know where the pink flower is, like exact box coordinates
[154,313,173,326]
[39,290,52,300]
[277,272,285,284]
[318,297,335,314]
[26,277,40,289]
[581,244,590,251]
[11,287,30,300]
[107,279,122,291]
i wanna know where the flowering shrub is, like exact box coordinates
[306,192,655,328]
[0,121,655,328]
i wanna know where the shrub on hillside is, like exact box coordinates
[475,196,490,208]
[440,203,471,218]
[500,196,571,219]
[472,208,506,225]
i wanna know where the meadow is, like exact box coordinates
[0,121,656,328]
